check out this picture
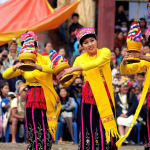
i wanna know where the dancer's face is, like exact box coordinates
[82,37,97,55]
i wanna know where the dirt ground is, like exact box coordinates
[0,143,145,150]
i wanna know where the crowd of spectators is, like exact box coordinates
[0,4,149,146]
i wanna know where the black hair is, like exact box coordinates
[72,13,79,18]
[74,77,83,83]
[58,87,69,102]
[128,86,135,93]
[121,46,127,52]
[139,18,147,28]
[143,43,150,48]
[0,82,8,96]
[10,40,17,47]
[111,50,117,56]
[137,72,145,77]
[80,34,96,46]
[117,29,124,35]
[58,47,65,52]
[21,41,38,47]
[44,42,51,48]
[1,47,9,53]
[135,86,142,91]
[114,47,121,51]
[13,60,19,65]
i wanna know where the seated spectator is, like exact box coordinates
[7,60,25,92]
[121,22,128,39]
[58,88,76,144]
[42,42,53,56]
[58,47,66,58]
[70,44,85,67]
[8,40,18,66]
[8,86,27,143]
[143,43,150,55]
[114,47,122,64]
[115,79,138,144]
[133,72,145,87]
[134,86,142,102]
[115,5,128,32]
[139,18,147,35]
[111,51,118,70]
[114,30,127,49]
[0,82,9,141]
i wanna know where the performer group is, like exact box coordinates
[3,20,150,150]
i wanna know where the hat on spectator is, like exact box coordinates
[118,78,128,86]
[76,27,96,45]
[18,84,27,94]
[8,92,16,99]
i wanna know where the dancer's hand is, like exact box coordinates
[13,63,24,71]
[61,68,75,77]
[121,52,131,65]
[26,61,42,71]
[129,51,143,59]
[61,66,82,77]
[56,71,63,82]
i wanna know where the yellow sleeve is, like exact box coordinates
[3,66,22,79]
[62,57,81,87]
[41,65,53,73]
[80,48,111,71]
[120,58,150,75]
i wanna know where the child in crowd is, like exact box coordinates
[134,86,142,102]
[58,47,66,58]
[111,51,118,70]
[114,47,122,64]
[133,72,145,87]
[121,46,128,57]
[58,88,76,144]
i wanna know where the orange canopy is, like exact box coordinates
[0,0,80,46]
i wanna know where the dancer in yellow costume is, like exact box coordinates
[116,23,150,150]
[3,31,61,150]
[59,27,120,150]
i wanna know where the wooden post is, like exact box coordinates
[97,0,115,50]
[135,1,140,20]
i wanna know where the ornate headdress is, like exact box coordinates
[76,27,96,45]
[21,31,38,45]
[49,50,68,75]
[127,21,143,52]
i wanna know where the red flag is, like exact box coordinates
[0,0,80,45]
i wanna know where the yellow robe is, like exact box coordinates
[3,53,61,141]
[116,54,150,148]
[63,48,119,143]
